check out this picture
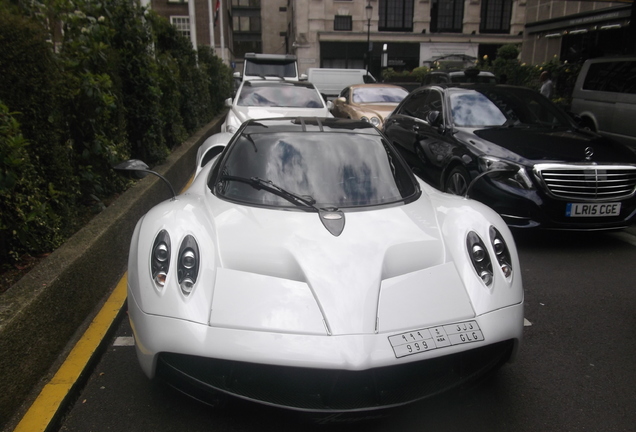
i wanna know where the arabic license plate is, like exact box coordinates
[388,321,484,359]
[565,202,621,217]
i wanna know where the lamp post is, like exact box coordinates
[365,2,372,77]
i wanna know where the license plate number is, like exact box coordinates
[388,320,484,358]
[566,202,621,217]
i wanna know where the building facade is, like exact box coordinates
[289,0,527,77]
[521,0,633,65]
[144,0,635,76]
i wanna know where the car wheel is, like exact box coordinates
[445,166,470,196]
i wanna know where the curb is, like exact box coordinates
[0,114,224,430]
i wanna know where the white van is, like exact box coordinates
[570,56,636,148]
[306,68,376,99]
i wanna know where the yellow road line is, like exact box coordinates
[13,176,194,432]
[13,274,128,432]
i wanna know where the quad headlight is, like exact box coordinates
[478,156,534,190]
[467,227,514,286]
[177,235,200,296]
[151,230,171,288]
[490,226,513,280]
[467,231,493,286]
[149,231,200,295]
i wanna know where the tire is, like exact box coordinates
[444,166,470,196]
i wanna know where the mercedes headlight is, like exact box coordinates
[478,156,534,189]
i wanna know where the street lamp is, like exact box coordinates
[365,2,372,77]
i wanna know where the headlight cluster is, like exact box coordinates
[360,116,381,127]
[150,230,200,296]
[478,156,534,190]
[466,227,513,286]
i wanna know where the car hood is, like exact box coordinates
[231,105,330,123]
[209,201,461,336]
[467,127,636,164]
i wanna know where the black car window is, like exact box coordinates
[215,131,418,209]
[425,90,444,121]
[449,87,570,128]
[399,90,442,122]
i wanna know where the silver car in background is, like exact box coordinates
[571,56,636,148]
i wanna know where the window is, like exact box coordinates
[583,61,636,94]
[233,15,261,32]
[334,15,352,31]
[378,0,414,32]
[170,16,190,39]
[430,0,463,33]
[480,0,512,34]
[232,0,261,6]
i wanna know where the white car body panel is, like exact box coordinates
[127,155,523,380]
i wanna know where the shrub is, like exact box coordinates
[0,0,233,264]
[0,102,64,262]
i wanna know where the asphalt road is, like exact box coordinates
[55,230,636,432]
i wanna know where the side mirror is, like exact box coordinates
[225,98,233,107]
[114,159,176,200]
[233,71,241,78]
[299,73,308,81]
[426,110,442,127]
[336,97,346,104]
[327,101,334,110]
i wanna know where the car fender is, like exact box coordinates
[426,186,524,316]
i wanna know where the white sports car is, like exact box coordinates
[121,117,524,414]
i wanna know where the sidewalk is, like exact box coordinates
[0,114,224,431]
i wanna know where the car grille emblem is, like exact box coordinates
[584,147,594,161]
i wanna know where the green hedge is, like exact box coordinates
[0,0,232,265]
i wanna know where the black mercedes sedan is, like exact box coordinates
[382,84,636,230]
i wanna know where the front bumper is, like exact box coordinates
[129,289,523,411]
[470,178,636,230]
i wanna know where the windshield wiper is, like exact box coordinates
[219,175,317,211]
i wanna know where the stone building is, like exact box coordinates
[142,0,634,76]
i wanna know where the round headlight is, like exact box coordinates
[181,249,196,269]
[472,244,486,262]
[370,117,381,127]
[154,243,169,262]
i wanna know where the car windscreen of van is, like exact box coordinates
[245,60,296,78]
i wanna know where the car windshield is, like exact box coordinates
[244,60,296,78]
[237,83,325,108]
[449,87,572,128]
[352,87,409,103]
[214,131,417,209]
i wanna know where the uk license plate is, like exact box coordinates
[565,202,621,217]
[388,321,484,358]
